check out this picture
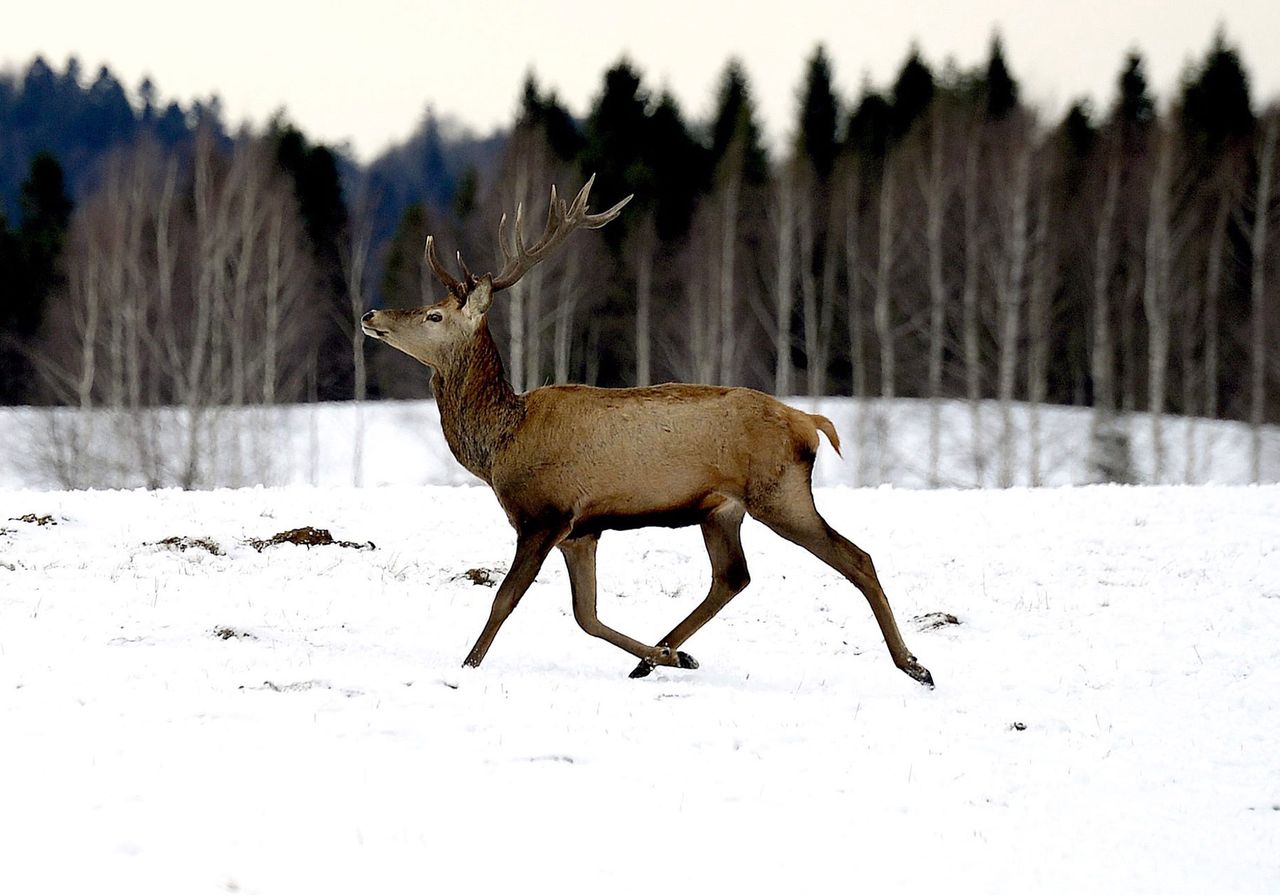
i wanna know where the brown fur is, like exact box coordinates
[360,197,932,687]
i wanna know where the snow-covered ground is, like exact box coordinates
[2,396,1277,491]
[2,483,1278,892]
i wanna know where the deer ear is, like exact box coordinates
[462,275,493,321]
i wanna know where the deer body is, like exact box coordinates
[362,177,932,686]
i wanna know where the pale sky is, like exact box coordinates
[6,0,1279,161]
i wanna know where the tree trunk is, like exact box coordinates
[552,244,581,384]
[1144,128,1174,484]
[634,228,653,387]
[963,139,985,484]
[874,165,896,401]
[1093,155,1120,417]
[1204,192,1230,421]
[845,173,866,400]
[718,178,740,386]
[1027,173,1052,487]
[346,210,372,486]
[997,144,1030,488]
[1251,115,1277,483]
[799,187,821,396]
[924,129,947,487]
[1088,152,1124,484]
[524,265,544,390]
[773,167,796,396]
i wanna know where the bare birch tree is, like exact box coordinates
[772,163,797,395]
[962,133,986,483]
[1251,112,1278,482]
[996,136,1031,487]
[1143,125,1175,483]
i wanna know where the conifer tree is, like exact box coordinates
[890,48,935,141]
[0,154,71,403]
[273,123,352,400]
[797,46,839,182]
[984,35,1019,120]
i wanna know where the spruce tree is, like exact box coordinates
[1180,30,1253,158]
[1115,52,1155,144]
[845,90,892,163]
[797,46,839,181]
[273,123,353,400]
[580,61,651,250]
[890,48,935,141]
[645,91,706,241]
[984,35,1019,120]
[1,153,71,404]
[709,60,768,186]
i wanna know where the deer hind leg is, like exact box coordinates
[629,501,749,679]
[748,469,934,687]
[559,535,690,673]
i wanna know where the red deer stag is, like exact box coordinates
[361,176,932,686]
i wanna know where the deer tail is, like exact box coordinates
[810,414,842,457]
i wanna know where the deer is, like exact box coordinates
[360,175,933,687]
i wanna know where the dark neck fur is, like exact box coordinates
[432,325,526,482]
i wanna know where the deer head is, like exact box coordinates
[361,175,631,371]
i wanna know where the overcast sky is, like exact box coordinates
[6,0,1279,161]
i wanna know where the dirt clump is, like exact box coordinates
[457,567,498,587]
[11,513,56,526]
[912,611,960,630]
[155,536,223,556]
[246,526,375,552]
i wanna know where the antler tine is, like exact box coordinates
[513,202,528,256]
[424,235,464,296]
[566,174,595,219]
[456,251,475,286]
[489,173,629,293]
[582,193,634,229]
[543,184,560,234]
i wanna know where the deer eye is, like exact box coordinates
[426,312,443,323]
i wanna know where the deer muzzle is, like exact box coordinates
[361,310,388,338]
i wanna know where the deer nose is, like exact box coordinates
[361,311,375,323]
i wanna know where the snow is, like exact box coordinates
[2,482,1278,892]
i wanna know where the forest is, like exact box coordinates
[0,32,1277,486]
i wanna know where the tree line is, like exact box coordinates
[1,33,1277,486]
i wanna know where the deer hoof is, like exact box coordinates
[902,658,934,688]
[628,659,655,679]
[628,650,699,679]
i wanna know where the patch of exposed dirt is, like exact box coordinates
[213,627,256,641]
[155,535,223,556]
[11,513,56,526]
[246,526,375,552]
[456,567,498,587]
[912,611,960,630]
[244,679,362,697]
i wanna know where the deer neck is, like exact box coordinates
[431,325,526,482]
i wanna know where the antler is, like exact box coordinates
[424,235,466,297]
[491,174,632,292]
[422,174,631,302]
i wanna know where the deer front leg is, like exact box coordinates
[559,535,695,675]
[463,528,562,668]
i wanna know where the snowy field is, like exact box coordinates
[2,482,1278,892]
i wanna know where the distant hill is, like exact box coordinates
[0,57,213,220]
[0,55,507,247]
